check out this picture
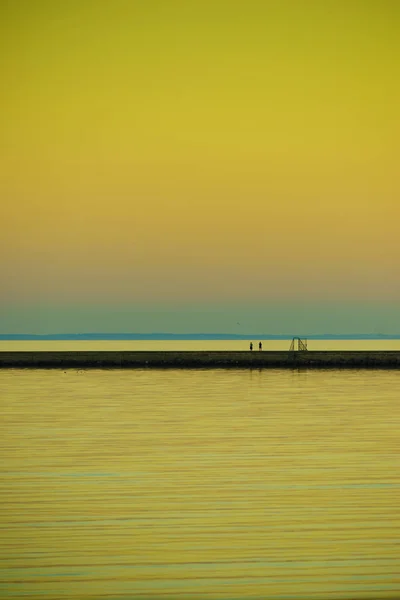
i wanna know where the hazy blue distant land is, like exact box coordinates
[1,333,400,341]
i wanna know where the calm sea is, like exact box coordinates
[1,341,400,599]
[1,339,400,352]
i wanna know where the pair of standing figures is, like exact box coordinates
[249,342,262,351]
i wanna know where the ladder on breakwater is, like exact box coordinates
[289,337,308,351]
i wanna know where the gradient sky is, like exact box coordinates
[1,0,399,334]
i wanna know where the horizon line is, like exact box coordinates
[1,333,400,340]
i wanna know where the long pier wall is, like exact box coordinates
[1,351,400,369]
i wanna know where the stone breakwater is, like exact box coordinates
[1,350,400,368]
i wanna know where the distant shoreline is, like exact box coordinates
[1,334,400,341]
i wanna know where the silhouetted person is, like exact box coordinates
[259,341,262,351]
[249,342,253,351]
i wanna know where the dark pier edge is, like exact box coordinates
[1,351,400,369]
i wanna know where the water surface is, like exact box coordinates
[1,339,400,351]
[1,367,399,599]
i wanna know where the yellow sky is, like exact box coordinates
[1,0,399,309]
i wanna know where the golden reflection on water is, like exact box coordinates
[1,339,400,352]
[1,368,400,599]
